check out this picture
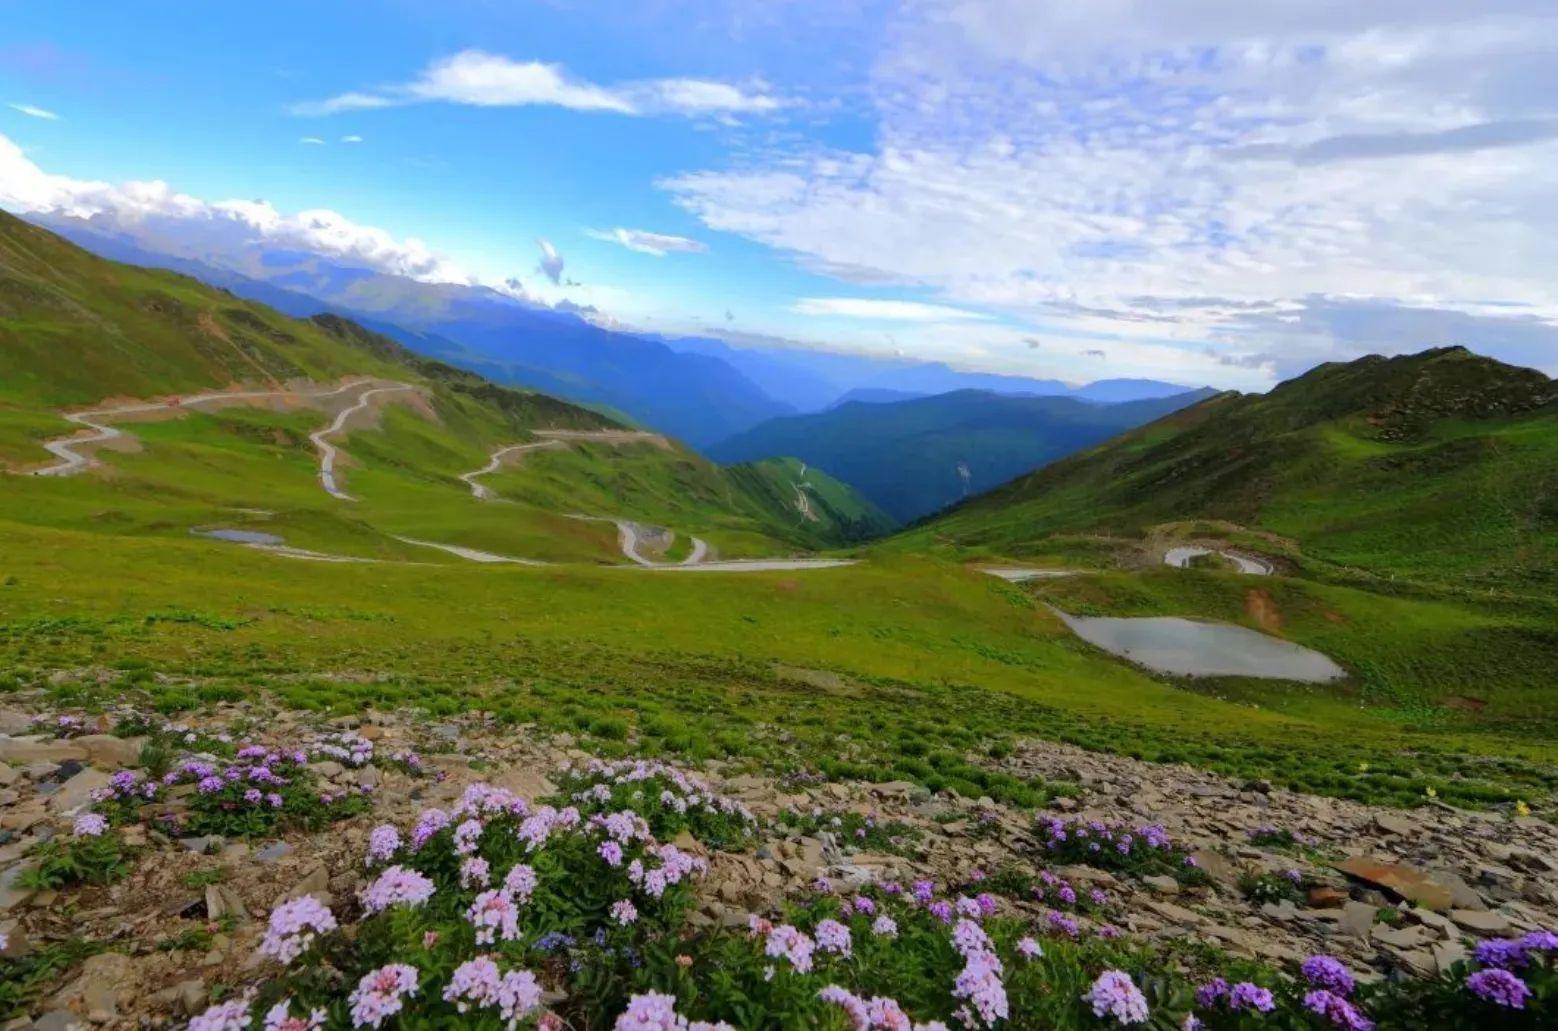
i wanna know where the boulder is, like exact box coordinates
[1335,857,1455,912]
[74,735,144,769]
[0,738,87,765]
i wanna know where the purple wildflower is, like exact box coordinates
[1466,968,1532,1009]
[1302,955,1356,996]
[1304,990,1375,1031]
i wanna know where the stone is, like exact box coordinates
[1144,900,1205,926]
[1450,908,1510,934]
[206,885,247,922]
[77,952,133,1018]
[309,760,345,780]
[1142,875,1180,895]
[1335,857,1455,912]
[31,1012,83,1031]
[1373,924,1430,949]
[0,920,28,958]
[1188,850,1240,888]
[1307,886,1348,909]
[284,865,331,906]
[46,768,112,814]
[1433,940,1469,975]
[73,735,144,769]
[1339,900,1376,939]
[256,842,294,864]
[179,835,225,854]
[0,862,37,912]
[175,980,207,1015]
[1372,813,1414,836]
[1428,869,1486,910]
[0,738,87,765]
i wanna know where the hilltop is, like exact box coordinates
[905,347,1558,588]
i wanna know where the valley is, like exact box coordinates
[1,213,1555,1028]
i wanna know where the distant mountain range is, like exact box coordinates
[708,387,1217,523]
[657,334,1198,411]
[908,346,1558,587]
[21,213,1206,454]
[0,209,881,551]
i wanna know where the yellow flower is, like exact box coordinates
[1424,786,1438,799]
[1356,762,1370,773]
[1515,800,1531,818]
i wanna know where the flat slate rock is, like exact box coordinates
[1335,856,1455,912]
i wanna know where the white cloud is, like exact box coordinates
[793,298,990,321]
[293,50,782,120]
[536,237,565,284]
[340,134,363,144]
[585,227,707,256]
[8,103,58,120]
[298,136,326,145]
[661,1,1558,377]
[0,131,478,286]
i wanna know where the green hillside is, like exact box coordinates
[708,387,1215,523]
[903,347,1558,589]
[2,211,1556,815]
[0,211,872,556]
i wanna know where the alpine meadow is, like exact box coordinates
[1,5,1557,1029]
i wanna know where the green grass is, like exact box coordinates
[1032,569,1558,735]
[898,349,1557,591]
[2,518,1554,812]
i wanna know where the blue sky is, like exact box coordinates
[4,1,1558,387]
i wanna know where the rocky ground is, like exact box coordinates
[0,694,1554,1028]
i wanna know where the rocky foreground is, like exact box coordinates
[0,695,1554,1028]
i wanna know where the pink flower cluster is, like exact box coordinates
[568,758,754,824]
[360,865,436,914]
[612,991,735,1030]
[1083,970,1149,1026]
[258,896,338,965]
[442,955,543,1024]
[818,985,951,1031]
[626,843,706,898]
[349,963,419,1028]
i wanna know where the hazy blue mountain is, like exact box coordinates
[1071,378,1210,402]
[708,388,1218,523]
[828,388,929,407]
[660,334,1199,410]
[33,217,791,446]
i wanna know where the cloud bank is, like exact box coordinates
[294,50,782,120]
[661,0,1558,378]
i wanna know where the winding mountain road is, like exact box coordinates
[1163,546,1273,576]
[23,382,854,574]
[460,440,842,571]
[311,385,419,500]
[28,381,376,478]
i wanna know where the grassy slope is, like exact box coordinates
[881,348,1558,737]
[2,214,1555,813]
[2,521,1554,811]
[0,211,875,554]
[707,388,1215,523]
[899,348,1558,589]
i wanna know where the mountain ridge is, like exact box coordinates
[709,386,1217,523]
[907,346,1558,587]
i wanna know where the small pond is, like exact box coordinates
[1052,609,1345,682]
[192,527,285,546]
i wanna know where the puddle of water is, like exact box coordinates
[193,527,285,546]
[1053,609,1345,682]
